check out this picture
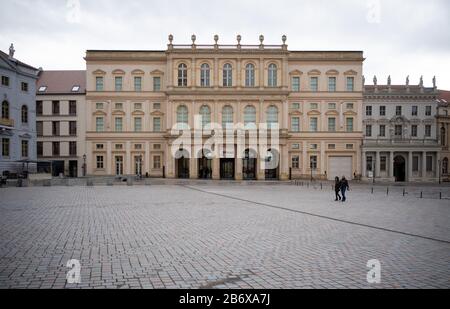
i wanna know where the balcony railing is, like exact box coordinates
[0,118,14,128]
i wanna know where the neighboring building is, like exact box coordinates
[362,77,440,182]
[85,35,364,180]
[36,71,86,177]
[437,90,450,182]
[0,44,40,175]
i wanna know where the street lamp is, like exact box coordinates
[82,154,87,177]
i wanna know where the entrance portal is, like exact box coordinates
[176,149,190,179]
[198,153,212,179]
[243,149,257,180]
[265,149,279,180]
[69,160,78,178]
[394,155,406,182]
[220,159,235,180]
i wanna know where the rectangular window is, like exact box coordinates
[412,106,418,116]
[134,77,142,91]
[21,140,28,158]
[310,117,318,132]
[411,125,418,137]
[69,101,77,115]
[52,101,60,115]
[291,117,300,132]
[153,156,161,169]
[328,144,336,150]
[425,106,432,116]
[346,144,354,150]
[153,117,161,132]
[134,103,142,110]
[328,103,336,110]
[395,125,403,136]
[380,106,386,116]
[115,118,123,132]
[425,125,431,137]
[380,156,387,171]
[154,144,161,150]
[310,103,318,110]
[96,144,104,150]
[36,101,43,116]
[426,156,433,172]
[292,144,300,150]
[96,102,104,110]
[292,156,300,169]
[310,77,318,92]
[69,142,77,156]
[346,103,354,110]
[379,125,386,137]
[328,77,336,92]
[96,77,104,91]
[366,125,372,137]
[2,138,10,157]
[310,156,318,169]
[134,117,142,132]
[396,106,402,116]
[153,103,161,110]
[346,118,354,132]
[21,82,28,92]
[96,117,104,132]
[153,77,161,92]
[291,103,300,110]
[52,121,60,136]
[367,156,373,172]
[328,118,336,132]
[114,103,123,110]
[37,142,43,156]
[366,106,372,116]
[292,77,300,92]
[36,121,43,137]
[69,121,77,136]
[1,76,10,86]
[115,144,123,150]
[52,142,60,156]
[310,144,318,150]
[115,77,123,91]
[413,156,419,172]
[346,77,354,91]
[96,156,104,169]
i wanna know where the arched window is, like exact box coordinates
[443,158,449,175]
[178,63,188,87]
[177,105,189,129]
[266,105,279,128]
[21,106,28,124]
[441,127,446,146]
[245,63,255,87]
[199,105,211,128]
[244,106,256,128]
[200,64,210,87]
[1,101,9,119]
[223,63,232,87]
[268,64,277,87]
[222,105,233,129]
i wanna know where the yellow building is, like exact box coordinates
[84,35,364,181]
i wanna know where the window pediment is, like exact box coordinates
[344,111,358,116]
[344,70,358,76]
[289,70,303,76]
[308,69,321,76]
[325,110,339,116]
[326,70,339,76]
[132,110,145,116]
[93,111,107,116]
[93,69,106,75]
[131,69,145,75]
[307,110,321,116]
[151,111,164,116]
[151,69,165,76]
[112,110,126,116]
[289,111,303,116]
[112,69,126,75]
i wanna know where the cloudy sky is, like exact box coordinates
[1,0,449,88]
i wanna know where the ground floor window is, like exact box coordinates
[366,156,373,172]
[443,158,448,175]
[115,156,124,175]
[96,156,104,169]
[426,156,433,172]
[1,138,9,157]
[153,156,161,169]
[292,156,300,169]
[21,140,29,158]
[310,156,317,169]
[412,156,419,172]
[380,156,387,171]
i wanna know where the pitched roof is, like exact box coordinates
[37,70,86,95]
[0,50,40,77]
[437,90,450,104]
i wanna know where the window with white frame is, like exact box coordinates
[134,117,142,132]
[153,117,161,132]
[96,117,104,132]
[346,77,354,91]
[268,64,277,87]
[222,106,233,129]
[134,77,142,91]
[177,105,189,129]
[266,106,278,129]
[292,77,300,92]
[200,105,211,128]
[292,156,300,169]
[178,64,188,87]
[310,117,318,132]
[115,77,123,91]
[245,64,255,87]
[200,63,210,87]
[291,117,300,132]
[96,77,104,91]
[115,117,123,132]
[223,63,233,87]
[328,77,336,92]
[310,77,318,92]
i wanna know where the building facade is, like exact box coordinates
[0,45,39,175]
[362,78,440,182]
[437,90,450,182]
[85,35,364,180]
[36,71,86,177]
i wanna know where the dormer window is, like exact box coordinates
[38,86,47,92]
[72,86,80,92]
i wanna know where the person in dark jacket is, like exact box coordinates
[334,177,341,201]
[340,176,350,202]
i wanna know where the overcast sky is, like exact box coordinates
[1,0,449,88]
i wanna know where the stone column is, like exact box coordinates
[389,152,394,178]
[145,142,150,175]
[189,152,198,179]
[408,152,413,182]
[422,152,427,179]
[126,141,131,175]
[375,151,380,178]
[280,145,289,180]
[320,141,326,177]
[362,151,367,178]
[235,155,243,180]
[212,157,220,180]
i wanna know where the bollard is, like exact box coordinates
[403,188,405,197]
[321,183,323,190]
[371,187,374,194]
[387,187,389,196]
[420,191,423,199]
[440,192,442,200]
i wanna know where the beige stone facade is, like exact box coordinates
[85,36,364,180]
[437,90,450,182]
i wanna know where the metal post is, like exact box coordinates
[82,154,87,177]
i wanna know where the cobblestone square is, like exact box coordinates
[0,183,449,289]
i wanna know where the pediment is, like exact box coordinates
[131,69,145,75]
[326,70,339,76]
[93,111,107,116]
[151,69,165,76]
[307,110,321,116]
[344,70,358,76]
[112,110,126,116]
[308,69,321,76]
[390,116,409,123]
[92,69,106,75]
[289,111,303,116]
[132,110,145,116]
[343,111,358,116]
[112,69,126,75]
[151,111,165,116]
[325,110,339,116]
[289,70,303,76]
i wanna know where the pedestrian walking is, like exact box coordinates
[340,176,350,202]
[334,177,341,201]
